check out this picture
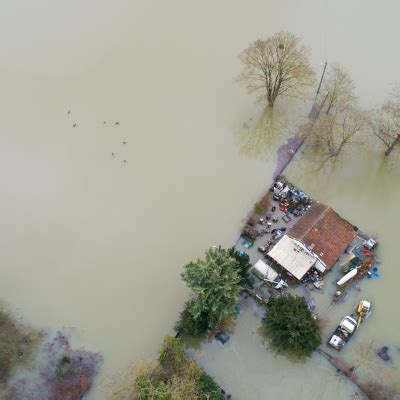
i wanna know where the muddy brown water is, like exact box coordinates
[0,1,399,398]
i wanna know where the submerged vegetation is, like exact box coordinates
[0,306,102,400]
[261,295,322,359]
[0,307,42,386]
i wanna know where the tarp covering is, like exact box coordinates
[268,235,316,280]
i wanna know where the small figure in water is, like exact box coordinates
[122,141,126,145]
[123,159,127,163]
[115,122,120,126]
[67,110,71,115]
[103,121,107,124]
[72,123,77,127]
[111,152,115,157]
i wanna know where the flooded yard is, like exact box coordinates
[0,0,399,398]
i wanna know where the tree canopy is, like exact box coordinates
[227,247,253,287]
[177,248,242,337]
[237,31,315,107]
[109,336,222,400]
[261,295,321,359]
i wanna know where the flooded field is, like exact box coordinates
[0,0,399,398]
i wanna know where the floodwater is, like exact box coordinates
[0,0,399,399]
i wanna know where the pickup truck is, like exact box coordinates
[328,300,372,351]
[328,316,358,351]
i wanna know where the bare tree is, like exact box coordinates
[309,107,366,165]
[370,85,400,157]
[320,63,356,115]
[237,31,315,107]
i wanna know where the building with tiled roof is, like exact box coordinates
[267,202,357,280]
[287,203,357,269]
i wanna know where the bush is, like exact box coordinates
[196,373,221,400]
[261,295,321,359]
[115,336,223,400]
[254,203,264,215]
[158,336,186,376]
[253,192,271,215]
[134,374,171,400]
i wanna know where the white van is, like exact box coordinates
[251,259,287,289]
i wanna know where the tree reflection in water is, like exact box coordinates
[235,99,305,160]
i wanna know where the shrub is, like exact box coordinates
[134,374,171,400]
[254,203,264,215]
[254,192,271,215]
[159,336,186,376]
[196,372,221,399]
[114,336,223,400]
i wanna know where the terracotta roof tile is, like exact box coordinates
[288,203,357,269]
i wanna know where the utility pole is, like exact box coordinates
[315,61,328,100]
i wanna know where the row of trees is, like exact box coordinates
[310,64,400,164]
[237,31,400,162]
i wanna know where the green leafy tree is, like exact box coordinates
[175,300,210,337]
[261,295,321,359]
[179,248,242,336]
[228,247,253,287]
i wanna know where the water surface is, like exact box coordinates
[1,1,399,398]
